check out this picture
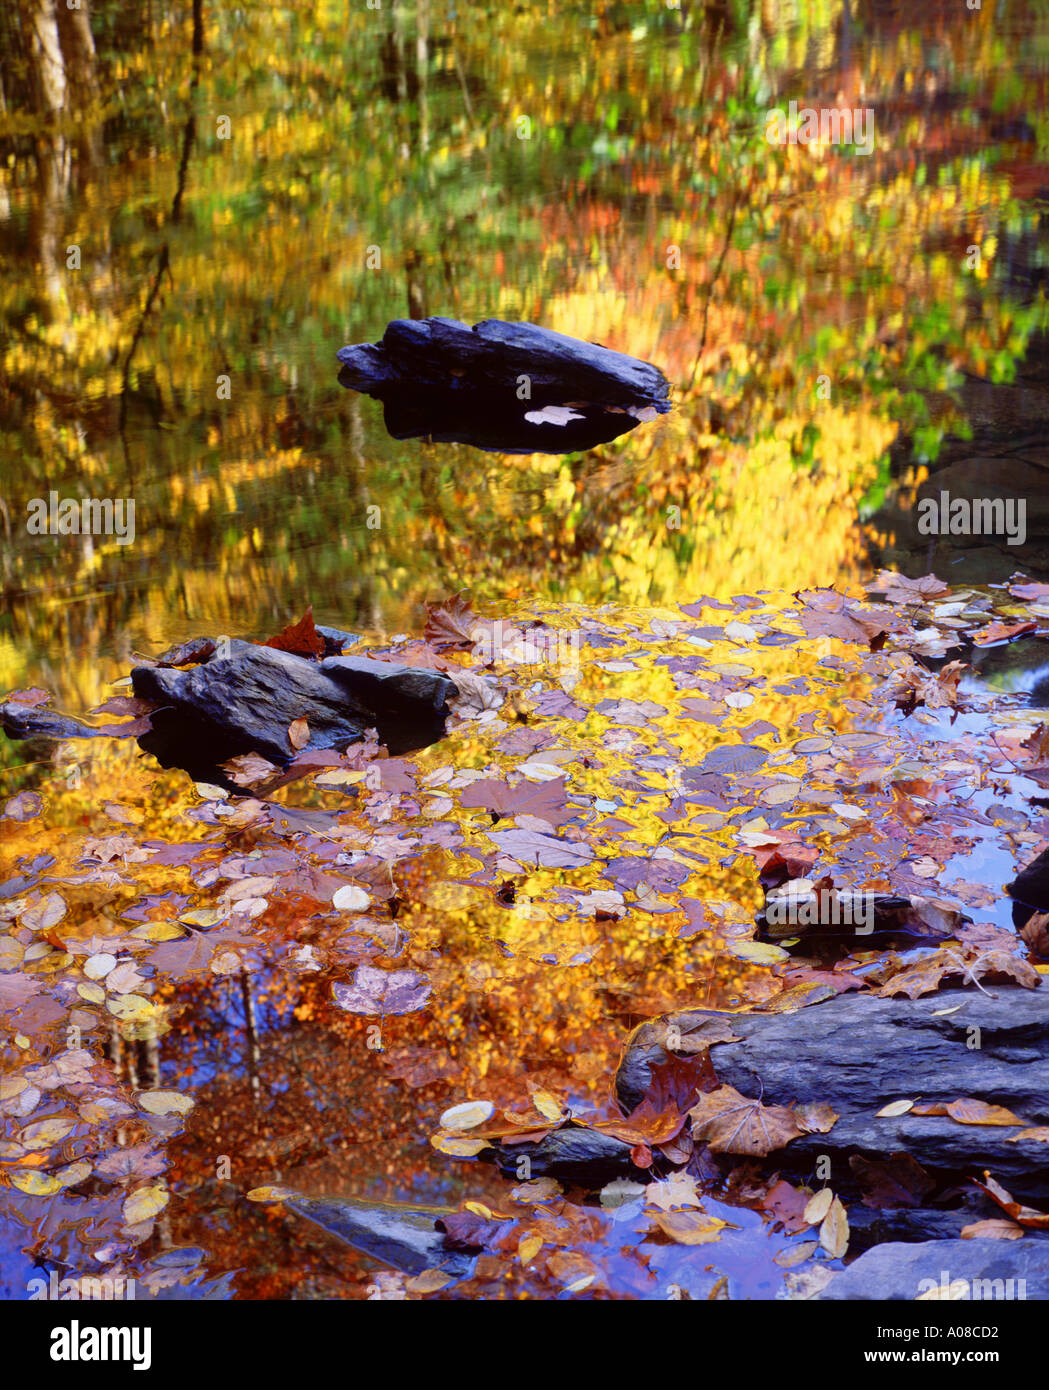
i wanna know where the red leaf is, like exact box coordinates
[264,606,326,659]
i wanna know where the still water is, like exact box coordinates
[2,0,1048,714]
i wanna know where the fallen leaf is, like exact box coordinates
[332,965,431,1015]
[945,1098,1022,1127]
[264,606,325,658]
[819,1196,849,1258]
[876,1099,915,1118]
[689,1085,803,1156]
[960,1219,1024,1240]
[123,1184,169,1224]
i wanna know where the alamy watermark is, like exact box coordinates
[917,490,1026,546]
[26,491,135,546]
[765,101,874,156]
[916,1270,1026,1300]
[765,887,876,934]
[29,1272,136,1300]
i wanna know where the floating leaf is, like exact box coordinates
[137,1090,194,1116]
[123,1184,169,1224]
[430,1134,490,1158]
[332,966,431,1016]
[11,1171,62,1196]
[440,1101,495,1131]
[332,885,371,911]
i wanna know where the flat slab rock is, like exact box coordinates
[818,1237,1049,1300]
[616,985,1049,1202]
[337,317,672,454]
[285,1194,472,1280]
[131,641,457,776]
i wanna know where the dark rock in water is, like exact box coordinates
[337,316,672,454]
[1006,845,1049,928]
[0,703,113,742]
[1,635,453,791]
[315,624,360,653]
[284,1194,474,1279]
[754,874,971,954]
[846,1192,1049,1251]
[131,643,456,780]
[489,1124,634,1183]
[616,986,1049,1202]
[818,1238,1049,1300]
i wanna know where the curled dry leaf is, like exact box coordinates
[803,1189,834,1225]
[960,1219,1024,1240]
[972,1173,1049,1230]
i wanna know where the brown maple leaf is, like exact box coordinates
[1021,724,1049,765]
[971,620,1038,647]
[1021,911,1049,959]
[424,591,478,649]
[877,946,1039,999]
[945,1098,1023,1127]
[893,658,968,716]
[222,751,284,792]
[461,775,572,828]
[795,591,907,646]
[592,1054,713,1146]
[152,637,218,668]
[689,1084,803,1156]
[865,571,951,605]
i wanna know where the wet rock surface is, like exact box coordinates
[285,1194,473,1279]
[616,986,1049,1202]
[131,642,458,776]
[818,1237,1049,1300]
[489,1124,634,1183]
[1,635,458,787]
